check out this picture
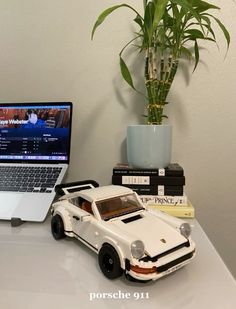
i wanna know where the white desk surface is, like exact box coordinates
[0,217,235,309]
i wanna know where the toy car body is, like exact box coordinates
[51,181,196,281]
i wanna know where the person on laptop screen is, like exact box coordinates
[0,104,71,160]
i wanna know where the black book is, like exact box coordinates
[121,184,184,196]
[113,163,184,177]
[112,174,185,186]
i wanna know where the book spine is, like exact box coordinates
[112,175,185,186]
[139,195,188,206]
[120,184,184,196]
[113,169,164,176]
[148,205,194,218]
[113,163,184,177]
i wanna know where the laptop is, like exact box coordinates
[0,102,73,223]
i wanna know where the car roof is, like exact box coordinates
[80,185,134,202]
[59,185,134,202]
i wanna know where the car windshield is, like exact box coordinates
[96,193,144,221]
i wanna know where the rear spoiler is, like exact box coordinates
[55,180,99,196]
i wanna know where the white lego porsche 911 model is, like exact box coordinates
[51,180,196,281]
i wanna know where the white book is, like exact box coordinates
[139,195,188,206]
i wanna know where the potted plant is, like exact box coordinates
[92,0,230,168]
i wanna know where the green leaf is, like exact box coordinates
[200,15,216,39]
[134,15,143,29]
[153,0,169,29]
[210,15,230,50]
[163,10,174,27]
[91,4,142,40]
[172,0,202,25]
[119,55,135,90]
[191,0,220,12]
[171,3,180,24]
[193,40,199,71]
[92,5,121,39]
[185,29,205,39]
[144,1,155,39]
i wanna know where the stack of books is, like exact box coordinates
[112,163,194,218]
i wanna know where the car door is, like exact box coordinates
[70,198,99,251]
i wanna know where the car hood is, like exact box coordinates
[109,212,187,257]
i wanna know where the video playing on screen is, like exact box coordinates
[0,104,71,161]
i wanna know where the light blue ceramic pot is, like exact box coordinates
[127,124,172,168]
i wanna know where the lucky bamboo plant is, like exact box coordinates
[92,1,230,125]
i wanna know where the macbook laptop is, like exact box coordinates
[0,102,73,223]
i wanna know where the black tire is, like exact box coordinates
[51,214,66,240]
[98,244,123,279]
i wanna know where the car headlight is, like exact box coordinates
[131,240,145,259]
[180,223,191,238]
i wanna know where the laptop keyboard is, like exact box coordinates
[0,166,62,193]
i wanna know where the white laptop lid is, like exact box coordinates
[0,102,73,223]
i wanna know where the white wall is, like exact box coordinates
[0,0,235,278]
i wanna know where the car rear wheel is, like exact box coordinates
[98,244,123,279]
[51,214,66,240]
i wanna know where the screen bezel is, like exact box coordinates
[0,102,73,164]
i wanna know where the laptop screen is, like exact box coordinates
[0,102,72,164]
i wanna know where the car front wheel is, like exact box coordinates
[51,214,66,240]
[98,244,123,279]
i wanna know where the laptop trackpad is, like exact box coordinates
[0,193,23,220]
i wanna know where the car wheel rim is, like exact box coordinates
[103,254,114,272]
